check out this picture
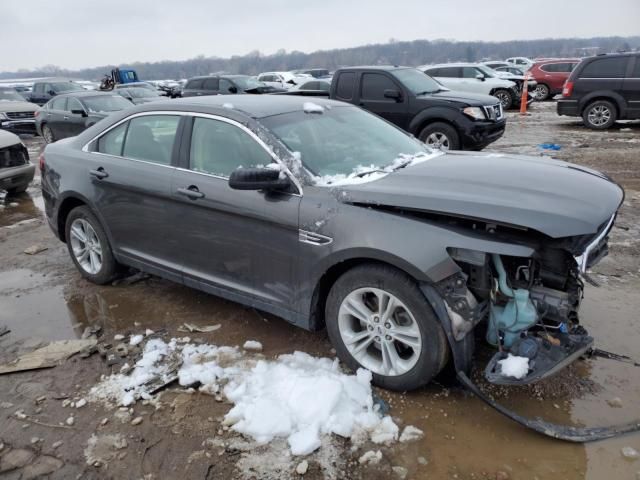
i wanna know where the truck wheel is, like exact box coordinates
[583,100,617,130]
[418,122,460,151]
[494,89,513,109]
[42,125,55,144]
[325,264,449,391]
[533,84,549,101]
[65,206,121,285]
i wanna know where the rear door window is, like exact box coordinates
[97,122,128,156]
[189,117,272,177]
[335,72,356,100]
[437,67,462,78]
[462,67,482,78]
[122,115,180,165]
[361,73,397,101]
[186,79,204,89]
[580,57,629,78]
[203,78,219,91]
[50,97,67,111]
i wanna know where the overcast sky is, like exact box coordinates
[2,0,638,71]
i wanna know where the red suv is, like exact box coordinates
[528,59,581,100]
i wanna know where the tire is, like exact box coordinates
[533,83,550,101]
[418,122,460,151]
[65,206,120,285]
[42,124,55,144]
[325,264,449,391]
[493,89,513,110]
[582,100,617,130]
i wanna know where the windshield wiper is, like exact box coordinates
[354,168,387,178]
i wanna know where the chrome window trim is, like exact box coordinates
[82,110,303,196]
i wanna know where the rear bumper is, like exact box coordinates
[557,99,579,117]
[0,119,37,135]
[0,163,35,191]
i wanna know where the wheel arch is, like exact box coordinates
[408,107,461,137]
[579,94,625,117]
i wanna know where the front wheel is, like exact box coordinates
[494,89,513,110]
[65,206,121,285]
[418,122,460,151]
[583,100,617,130]
[326,264,449,391]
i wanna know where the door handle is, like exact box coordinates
[89,168,109,179]
[177,186,205,200]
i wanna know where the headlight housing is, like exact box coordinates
[0,113,8,120]
[462,107,486,120]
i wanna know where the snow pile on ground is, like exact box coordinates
[498,354,530,379]
[313,150,443,187]
[88,338,404,455]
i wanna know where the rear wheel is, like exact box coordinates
[418,122,460,151]
[42,124,55,144]
[65,206,121,285]
[494,89,513,109]
[583,100,617,130]
[533,83,550,101]
[326,264,449,391]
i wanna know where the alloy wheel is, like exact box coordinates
[587,105,612,127]
[42,125,54,143]
[338,287,422,376]
[425,132,450,151]
[495,91,511,109]
[533,84,548,100]
[69,218,103,275]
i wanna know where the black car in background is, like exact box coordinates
[27,78,86,106]
[116,87,165,104]
[557,52,640,129]
[328,66,506,150]
[181,75,284,97]
[36,91,133,143]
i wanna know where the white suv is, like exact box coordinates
[256,72,310,90]
[421,63,518,109]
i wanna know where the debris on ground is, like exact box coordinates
[23,244,48,255]
[111,271,150,286]
[0,326,10,338]
[399,425,424,442]
[0,339,97,374]
[296,459,309,475]
[622,446,640,460]
[607,397,624,408]
[177,323,222,333]
[358,450,382,465]
[242,340,263,351]
[83,434,128,467]
[129,335,144,346]
[392,465,408,479]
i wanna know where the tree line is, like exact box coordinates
[2,35,638,81]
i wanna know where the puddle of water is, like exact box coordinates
[0,190,45,227]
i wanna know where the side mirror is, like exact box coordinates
[475,74,485,81]
[71,109,88,117]
[48,90,56,96]
[228,167,291,191]
[383,89,402,100]
[229,86,238,94]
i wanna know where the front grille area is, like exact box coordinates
[0,145,28,169]
[483,104,504,121]
[5,111,35,120]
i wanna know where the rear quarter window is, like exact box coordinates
[186,79,204,89]
[579,57,629,78]
[335,72,356,100]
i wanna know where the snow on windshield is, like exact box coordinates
[313,150,443,186]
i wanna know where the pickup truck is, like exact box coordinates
[326,66,506,150]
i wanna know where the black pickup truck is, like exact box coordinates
[324,66,506,150]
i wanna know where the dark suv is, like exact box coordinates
[27,78,86,106]
[182,75,284,97]
[557,53,640,129]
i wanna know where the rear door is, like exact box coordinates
[624,56,640,118]
[461,66,488,94]
[202,77,220,96]
[46,96,68,139]
[358,72,409,129]
[171,114,301,311]
[64,97,88,137]
[430,67,463,91]
[86,113,185,282]
[183,79,204,97]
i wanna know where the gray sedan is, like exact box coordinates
[41,96,622,392]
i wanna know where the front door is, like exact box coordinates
[85,113,184,282]
[171,115,301,315]
[62,97,87,137]
[358,72,409,130]
[46,96,68,139]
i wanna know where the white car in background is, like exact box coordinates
[505,57,534,70]
[256,71,311,90]
[421,63,518,109]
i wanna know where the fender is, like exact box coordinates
[579,91,627,117]
[408,106,463,136]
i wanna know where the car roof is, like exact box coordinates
[425,63,482,68]
[34,77,78,83]
[336,65,411,72]
[141,95,349,119]
[54,91,120,99]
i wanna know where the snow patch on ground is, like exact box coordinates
[88,338,400,456]
[498,354,530,379]
[242,340,263,351]
[313,151,443,186]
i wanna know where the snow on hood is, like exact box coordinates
[303,102,325,114]
[313,150,444,187]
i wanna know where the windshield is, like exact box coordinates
[232,76,264,90]
[262,105,434,183]
[0,88,25,101]
[393,68,442,94]
[52,82,85,93]
[83,95,132,113]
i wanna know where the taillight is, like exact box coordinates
[562,81,574,97]
[38,152,45,172]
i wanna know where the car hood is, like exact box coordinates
[421,90,500,106]
[0,100,38,112]
[0,129,21,148]
[336,151,623,238]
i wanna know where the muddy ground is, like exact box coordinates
[1,102,639,480]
